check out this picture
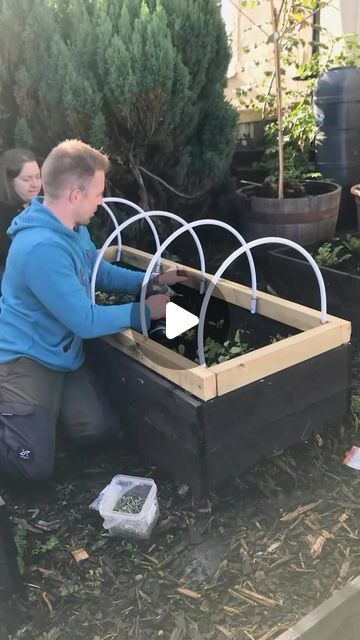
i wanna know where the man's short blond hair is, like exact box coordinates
[41,139,110,200]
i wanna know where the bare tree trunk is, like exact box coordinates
[129,157,150,211]
[270,0,284,199]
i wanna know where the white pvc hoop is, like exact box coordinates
[102,197,160,265]
[145,211,257,305]
[101,202,122,258]
[139,220,259,338]
[91,211,207,305]
[133,209,207,294]
[197,237,327,367]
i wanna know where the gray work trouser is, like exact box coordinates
[0,357,120,482]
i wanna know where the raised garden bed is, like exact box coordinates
[87,246,351,495]
[275,575,360,640]
[268,233,360,337]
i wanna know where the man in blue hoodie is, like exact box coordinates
[0,139,187,482]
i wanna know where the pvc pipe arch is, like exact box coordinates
[138,220,259,339]
[197,237,327,367]
[143,215,258,305]
[91,211,207,305]
[93,209,327,368]
[93,211,257,310]
[138,228,326,365]
[100,201,122,259]
[100,201,206,284]
[102,197,160,266]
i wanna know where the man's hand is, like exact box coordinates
[158,266,189,286]
[146,294,170,320]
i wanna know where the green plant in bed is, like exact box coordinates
[314,243,351,268]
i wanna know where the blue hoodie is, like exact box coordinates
[0,197,150,371]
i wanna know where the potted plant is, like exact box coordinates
[235,0,344,244]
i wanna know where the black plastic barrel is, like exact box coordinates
[314,66,360,228]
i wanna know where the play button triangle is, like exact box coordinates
[165,302,199,340]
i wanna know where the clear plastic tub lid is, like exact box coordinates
[99,474,157,522]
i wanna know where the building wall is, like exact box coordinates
[326,0,360,35]
[222,0,360,109]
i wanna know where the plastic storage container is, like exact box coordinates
[99,474,159,539]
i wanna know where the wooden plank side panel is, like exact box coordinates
[205,390,349,491]
[120,245,343,331]
[104,333,217,401]
[125,404,206,496]
[202,343,351,452]
[274,575,360,640]
[86,338,203,454]
[224,287,328,331]
[213,319,351,396]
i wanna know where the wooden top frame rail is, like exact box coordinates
[102,245,351,400]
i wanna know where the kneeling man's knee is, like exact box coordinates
[0,402,56,483]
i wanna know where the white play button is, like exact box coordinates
[165,302,199,340]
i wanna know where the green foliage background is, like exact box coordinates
[0,0,237,197]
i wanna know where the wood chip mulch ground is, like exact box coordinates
[2,340,360,640]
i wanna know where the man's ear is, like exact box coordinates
[69,187,82,205]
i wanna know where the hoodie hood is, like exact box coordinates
[7,196,76,242]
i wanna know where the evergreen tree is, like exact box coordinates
[0,0,36,149]
[0,0,237,200]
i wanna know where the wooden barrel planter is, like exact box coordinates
[235,180,341,245]
[87,246,351,496]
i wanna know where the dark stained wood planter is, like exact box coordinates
[87,246,351,496]
[268,242,360,337]
[274,575,360,640]
[88,339,351,496]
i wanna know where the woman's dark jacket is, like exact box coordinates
[0,200,22,266]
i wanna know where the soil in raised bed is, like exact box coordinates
[98,275,299,366]
[157,283,299,364]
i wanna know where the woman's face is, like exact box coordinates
[13,161,41,204]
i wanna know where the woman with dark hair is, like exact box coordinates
[0,148,42,270]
